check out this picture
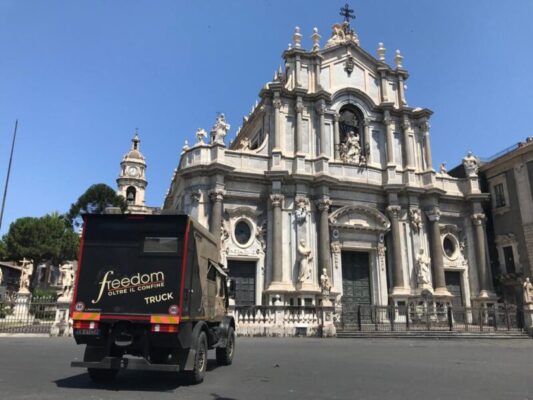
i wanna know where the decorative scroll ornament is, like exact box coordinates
[210,113,230,144]
[409,208,422,232]
[294,196,310,223]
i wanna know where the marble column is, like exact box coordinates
[317,101,327,157]
[384,112,394,166]
[363,118,371,162]
[379,71,389,103]
[333,113,340,160]
[273,95,282,151]
[316,198,332,279]
[209,189,224,239]
[270,193,284,283]
[387,206,405,291]
[402,116,414,169]
[295,98,303,154]
[420,120,433,171]
[426,208,449,295]
[472,213,494,296]
[397,75,407,107]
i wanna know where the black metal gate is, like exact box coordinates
[227,260,256,306]
[0,294,56,334]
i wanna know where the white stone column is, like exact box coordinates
[270,193,284,285]
[317,101,327,157]
[384,111,394,166]
[295,97,303,155]
[379,70,389,103]
[420,120,433,171]
[316,198,332,279]
[363,118,371,162]
[471,213,496,298]
[273,95,282,151]
[333,113,340,160]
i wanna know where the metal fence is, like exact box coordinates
[0,294,57,334]
[338,303,524,333]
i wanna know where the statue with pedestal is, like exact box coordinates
[296,240,312,285]
[463,151,479,177]
[7,258,34,322]
[415,249,432,293]
[210,113,230,145]
[523,277,533,329]
[51,262,75,337]
[319,268,336,336]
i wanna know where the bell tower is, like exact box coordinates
[117,130,148,213]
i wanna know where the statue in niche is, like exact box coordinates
[297,239,313,284]
[18,258,34,294]
[462,151,479,177]
[340,130,361,164]
[415,249,431,289]
[210,113,231,144]
[523,277,533,304]
[320,268,332,296]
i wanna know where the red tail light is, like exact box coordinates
[151,323,179,333]
[73,321,99,330]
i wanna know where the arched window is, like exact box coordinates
[126,186,136,205]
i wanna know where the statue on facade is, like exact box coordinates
[240,137,250,151]
[463,151,479,177]
[415,249,431,289]
[410,208,422,232]
[320,268,332,296]
[297,239,312,284]
[523,277,533,304]
[325,21,359,48]
[195,128,207,145]
[18,258,34,294]
[58,262,74,301]
[340,130,361,164]
[439,162,448,175]
[211,113,231,144]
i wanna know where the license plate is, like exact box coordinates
[75,329,100,336]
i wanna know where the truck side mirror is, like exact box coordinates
[227,279,236,298]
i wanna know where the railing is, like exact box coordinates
[338,303,524,333]
[229,305,336,337]
[0,294,57,334]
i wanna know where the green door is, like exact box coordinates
[341,251,371,305]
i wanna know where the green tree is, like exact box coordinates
[0,238,6,260]
[67,183,127,229]
[3,213,80,289]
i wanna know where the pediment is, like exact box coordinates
[329,205,390,232]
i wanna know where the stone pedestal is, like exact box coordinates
[319,295,336,337]
[523,304,533,332]
[50,300,72,337]
[7,293,31,322]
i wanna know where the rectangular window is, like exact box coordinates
[143,237,179,253]
[503,246,515,274]
[494,183,506,208]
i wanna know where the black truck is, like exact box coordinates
[70,213,235,384]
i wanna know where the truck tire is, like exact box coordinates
[216,326,235,366]
[84,345,118,383]
[184,331,208,384]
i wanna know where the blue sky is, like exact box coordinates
[0,0,532,235]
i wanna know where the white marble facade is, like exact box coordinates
[164,19,496,309]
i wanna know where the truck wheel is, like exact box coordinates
[216,326,235,366]
[184,331,208,384]
[84,345,118,383]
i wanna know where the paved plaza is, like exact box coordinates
[0,337,532,399]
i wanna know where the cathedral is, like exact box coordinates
[160,14,496,314]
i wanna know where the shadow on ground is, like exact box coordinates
[54,360,222,393]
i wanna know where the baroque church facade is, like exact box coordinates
[162,17,496,311]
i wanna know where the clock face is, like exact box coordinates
[234,220,251,245]
[127,166,139,177]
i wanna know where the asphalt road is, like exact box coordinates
[0,336,532,400]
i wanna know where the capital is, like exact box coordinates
[315,101,326,115]
[209,189,225,203]
[363,117,372,127]
[190,190,201,203]
[425,207,441,222]
[273,99,282,109]
[401,116,412,131]
[333,113,340,122]
[316,198,331,212]
[386,205,401,219]
[270,193,284,208]
[419,120,430,133]
[471,213,486,226]
[295,99,304,113]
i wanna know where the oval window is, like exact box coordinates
[443,236,456,258]
[235,220,252,245]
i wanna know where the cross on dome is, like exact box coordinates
[339,3,355,24]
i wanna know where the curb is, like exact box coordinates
[0,333,49,338]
